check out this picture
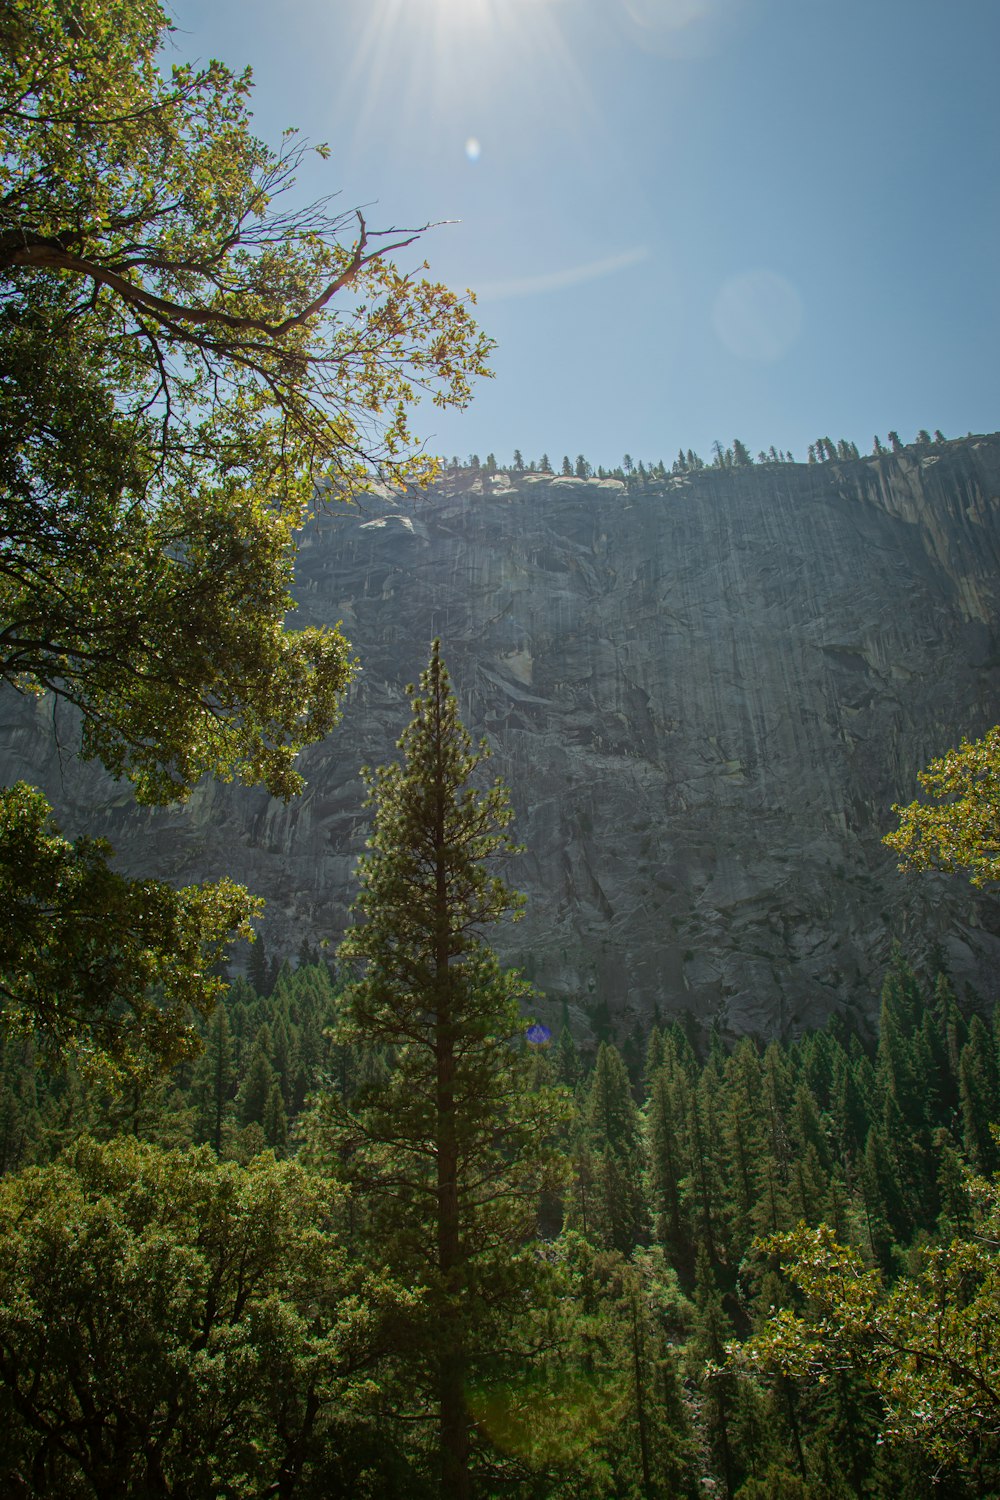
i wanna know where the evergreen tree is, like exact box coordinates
[324,641,559,1498]
[583,1043,647,1253]
[645,1065,687,1265]
[959,1014,999,1173]
[238,1043,276,1128]
[262,1081,288,1152]
[247,936,272,997]
[191,1004,236,1155]
[689,1243,738,1494]
[561,454,573,476]
[512,448,524,470]
[721,1039,768,1255]
[556,1023,582,1089]
[539,452,553,474]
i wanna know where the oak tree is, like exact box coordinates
[0,0,492,1066]
[885,726,1000,886]
[0,1136,412,1497]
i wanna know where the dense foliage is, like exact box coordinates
[885,724,1000,887]
[0,0,492,1069]
[3,944,1000,1495]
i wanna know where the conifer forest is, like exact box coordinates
[3,2,1000,1497]
[4,888,1000,1496]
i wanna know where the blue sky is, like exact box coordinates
[168,0,1000,471]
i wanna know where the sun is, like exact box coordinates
[343,0,583,151]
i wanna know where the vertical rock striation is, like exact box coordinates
[3,438,1000,1038]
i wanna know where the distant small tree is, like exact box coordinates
[873,435,885,455]
[711,440,725,468]
[888,430,903,453]
[732,438,752,467]
[512,448,524,470]
[191,1005,236,1154]
[917,429,931,445]
[484,452,497,474]
[808,445,816,464]
[539,453,553,474]
[622,454,634,474]
[575,454,592,479]
[934,430,946,444]
[468,453,481,471]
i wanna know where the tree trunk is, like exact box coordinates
[434,673,470,1500]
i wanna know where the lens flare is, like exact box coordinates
[713,269,803,363]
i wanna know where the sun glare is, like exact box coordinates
[343,0,588,153]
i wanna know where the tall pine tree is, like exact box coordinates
[328,641,559,1498]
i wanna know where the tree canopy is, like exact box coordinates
[0,0,492,1065]
[884,726,1000,886]
[1,0,491,800]
[740,1199,1000,1478]
[0,1136,412,1497]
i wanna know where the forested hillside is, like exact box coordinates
[3,949,999,1496]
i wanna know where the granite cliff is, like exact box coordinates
[4,437,1000,1041]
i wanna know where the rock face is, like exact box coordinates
[4,439,1000,1040]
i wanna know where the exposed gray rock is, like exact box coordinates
[4,439,1000,1041]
